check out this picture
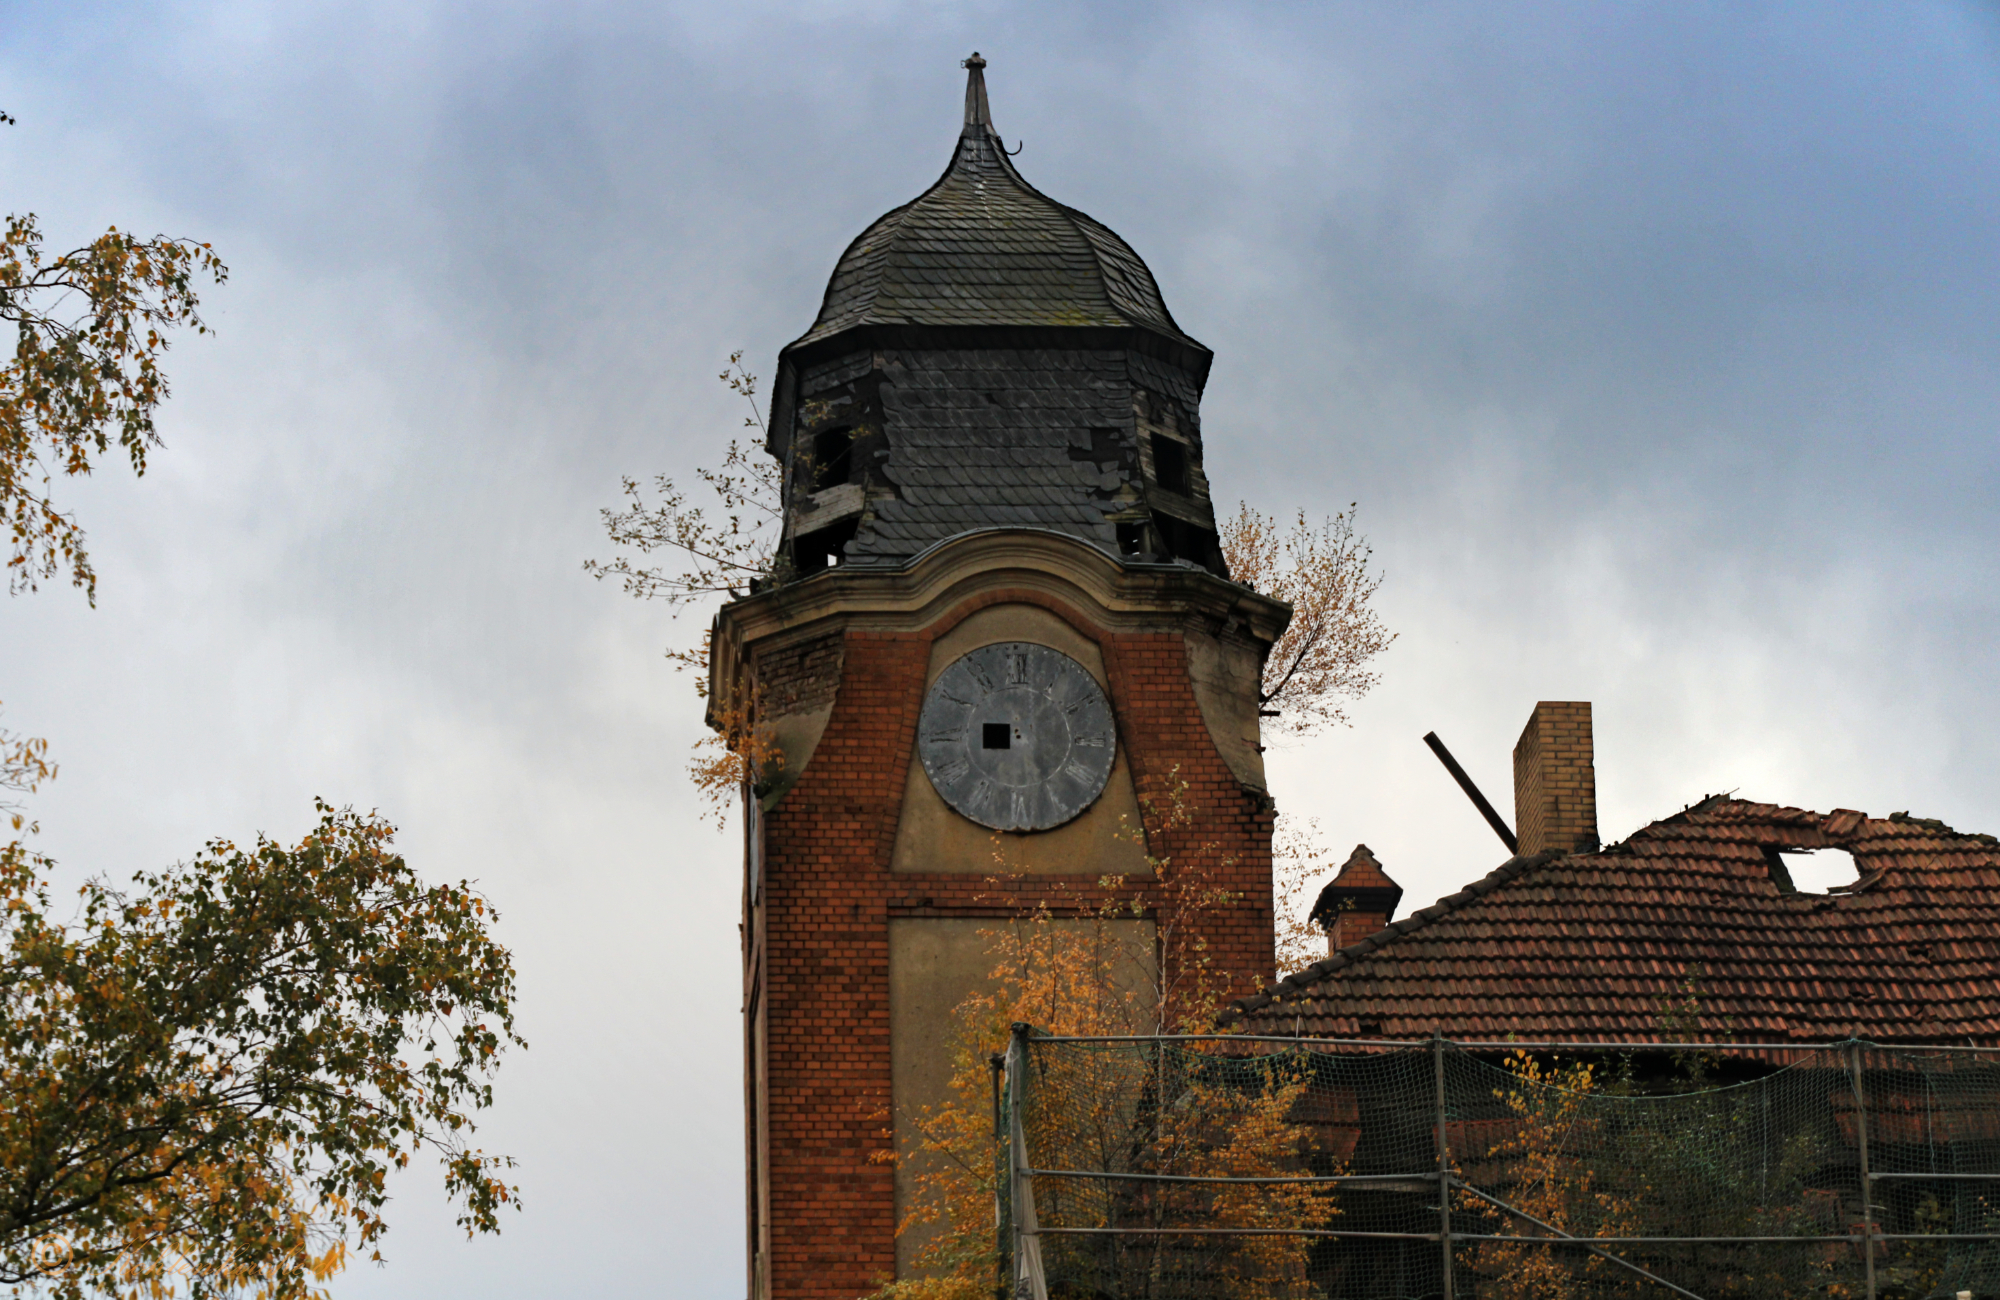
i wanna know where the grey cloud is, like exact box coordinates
[2,2,1996,1295]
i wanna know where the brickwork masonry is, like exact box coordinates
[1512,701,1598,858]
[744,599,1276,1300]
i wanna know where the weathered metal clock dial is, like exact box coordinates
[917,642,1117,832]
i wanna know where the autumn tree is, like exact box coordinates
[587,353,790,824]
[2,141,522,1296]
[0,803,522,1299]
[1,195,227,603]
[0,710,53,835]
[584,353,786,638]
[1457,1052,1646,1300]
[1219,504,1393,740]
[873,784,1339,1300]
[1220,505,1394,978]
[1269,814,1342,978]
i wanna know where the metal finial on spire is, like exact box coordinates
[961,52,992,132]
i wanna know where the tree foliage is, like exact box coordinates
[871,781,1336,1299]
[584,352,786,656]
[0,802,522,1299]
[0,709,53,835]
[1,211,227,603]
[1270,814,1340,979]
[1220,504,1394,739]
[1459,1052,1645,1300]
[587,355,791,827]
[0,163,519,1296]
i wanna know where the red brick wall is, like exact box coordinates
[758,631,845,716]
[747,594,1275,1300]
[1332,911,1389,950]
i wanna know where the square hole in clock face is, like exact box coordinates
[982,722,1011,750]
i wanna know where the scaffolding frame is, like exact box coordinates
[1001,1031,2000,1300]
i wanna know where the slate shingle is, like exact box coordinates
[790,83,1201,351]
[774,62,1222,573]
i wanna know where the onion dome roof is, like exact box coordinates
[788,55,1204,354]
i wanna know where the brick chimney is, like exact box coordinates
[1513,701,1599,856]
[1308,845,1404,953]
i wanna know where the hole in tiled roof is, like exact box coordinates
[1777,848,1861,895]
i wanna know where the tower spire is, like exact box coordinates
[961,52,992,134]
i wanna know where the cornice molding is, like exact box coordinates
[708,528,1291,714]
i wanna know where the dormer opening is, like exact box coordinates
[809,426,855,492]
[794,517,860,574]
[1152,513,1223,575]
[1150,434,1191,495]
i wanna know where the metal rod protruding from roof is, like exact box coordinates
[962,52,992,131]
[1423,731,1519,854]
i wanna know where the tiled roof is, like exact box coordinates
[1228,798,2000,1045]
[788,62,1201,354]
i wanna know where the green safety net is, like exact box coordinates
[1004,1037,2000,1300]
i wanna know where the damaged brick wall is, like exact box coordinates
[753,633,845,718]
[748,600,1275,1300]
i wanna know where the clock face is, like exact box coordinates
[918,642,1117,832]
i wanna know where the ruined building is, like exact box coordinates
[710,57,1289,1300]
[1237,700,2000,1047]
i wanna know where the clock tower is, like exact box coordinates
[713,56,1289,1300]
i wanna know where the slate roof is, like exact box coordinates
[1227,798,2000,1045]
[836,347,1158,567]
[787,57,1203,354]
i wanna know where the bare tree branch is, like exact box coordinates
[1220,504,1395,740]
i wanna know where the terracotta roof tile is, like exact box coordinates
[1226,799,2000,1045]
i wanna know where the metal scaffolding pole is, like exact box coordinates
[1850,1041,1878,1300]
[991,1052,1007,1300]
[1006,1023,1048,1300]
[1434,1032,1454,1300]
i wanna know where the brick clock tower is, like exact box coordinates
[711,56,1289,1300]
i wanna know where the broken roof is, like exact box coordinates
[1228,798,2000,1045]
[785,54,1204,358]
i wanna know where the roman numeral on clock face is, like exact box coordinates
[919,643,1115,833]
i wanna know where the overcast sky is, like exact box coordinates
[4,2,1997,1295]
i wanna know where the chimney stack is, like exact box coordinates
[1309,845,1404,953]
[1513,701,1599,856]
